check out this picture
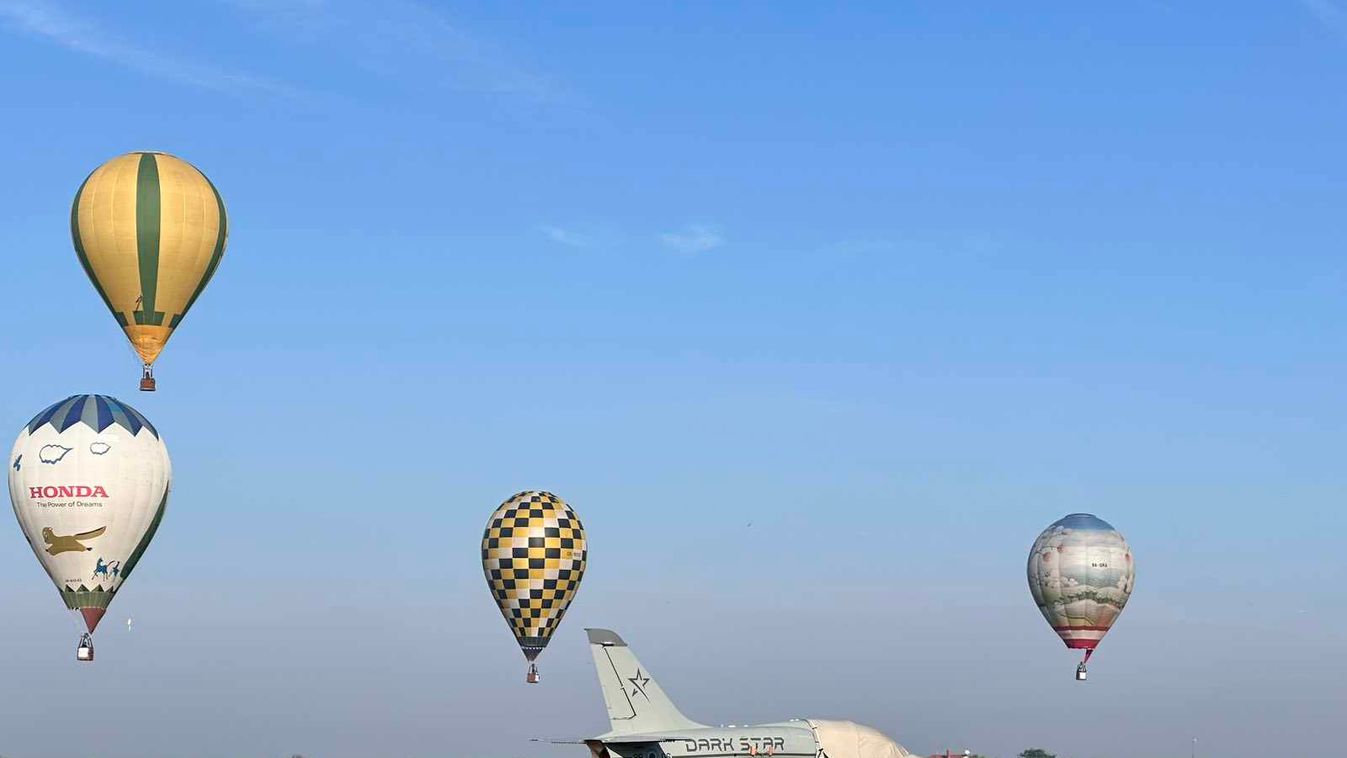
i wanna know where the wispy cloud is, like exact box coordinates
[541,225,591,249]
[225,0,566,102]
[660,224,724,254]
[0,0,293,96]
[1304,0,1347,40]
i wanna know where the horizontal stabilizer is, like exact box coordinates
[532,735,681,745]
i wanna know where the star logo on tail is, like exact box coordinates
[628,669,651,700]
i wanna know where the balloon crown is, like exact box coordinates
[25,395,159,439]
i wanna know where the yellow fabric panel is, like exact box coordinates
[76,154,142,322]
[123,325,170,364]
[151,154,222,321]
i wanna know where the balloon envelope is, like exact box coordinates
[8,395,171,633]
[481,491,587,662]
[1027,513,1134,653]
[71,152,228,368]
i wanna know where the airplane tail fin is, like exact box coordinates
[586,628,705,736]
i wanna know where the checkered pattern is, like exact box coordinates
[481,491,587,658]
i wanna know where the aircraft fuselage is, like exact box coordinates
[600,724,819,758]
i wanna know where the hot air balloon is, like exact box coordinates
[1027,513,1134,680]
[71,151,228,391]
[8,395,170,661]
[481,491,587,683]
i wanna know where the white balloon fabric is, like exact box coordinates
[806,720,916,758]
[8,395,170,633]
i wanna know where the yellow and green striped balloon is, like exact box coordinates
[70,152,228,389]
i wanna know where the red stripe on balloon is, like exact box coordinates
[1052,625,1113,631]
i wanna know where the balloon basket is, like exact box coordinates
[527,664,540,684]
[1075,662,1087,681]
[76,633,94,662]
[139,365,156,392]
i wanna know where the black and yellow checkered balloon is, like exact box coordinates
[481,491,587,662]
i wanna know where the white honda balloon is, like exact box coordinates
[8,394,170,661]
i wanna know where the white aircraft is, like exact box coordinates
[554,629,917,758]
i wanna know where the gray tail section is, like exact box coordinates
[586,628,705,735]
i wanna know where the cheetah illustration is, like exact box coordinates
[42,526,107,555]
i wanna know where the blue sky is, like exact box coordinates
[1,2,1346,757]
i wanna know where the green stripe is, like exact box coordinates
[71,173,129,327]
[121,487,168,580]
[133,153,165,327]
[170,170,228,328]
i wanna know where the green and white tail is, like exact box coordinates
[587,628,705,736]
